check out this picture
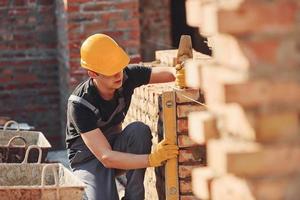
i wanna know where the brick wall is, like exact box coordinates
[0,0,62,148]
[139,0,172,61]
[60,0,141,89]
[185,0,300,199]
[123,81,206,199]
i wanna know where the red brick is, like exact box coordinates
[115,19,139,30]
[14,74,38,83]
[8,8,30,16]
[178,135,198,148]
[67,4,80,12]
[100,11,124,22]
[179,165,200,179]
[0,0,9,7]
[0,77,12,84]
[115,2,138,10]
[180,180,192,194]
[82,2,114,12]
[129,29,140,40]
[177,118,188,133]
[68,13,95,23]
[12,0,26,6]
[179,146,206,164]
[82,22,108,34]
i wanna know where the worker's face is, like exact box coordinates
[88,70,123,90]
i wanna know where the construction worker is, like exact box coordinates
[66,33,178,200]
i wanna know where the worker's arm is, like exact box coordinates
[81,128,148,169]
[148,67,176,84]
[81,128,178,169]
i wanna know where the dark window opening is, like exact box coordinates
[170,0,212,56]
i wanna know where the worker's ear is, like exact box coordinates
[87,70,99,78]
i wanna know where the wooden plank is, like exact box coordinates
[162,91,179,200]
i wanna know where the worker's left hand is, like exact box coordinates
[148,139,178,167]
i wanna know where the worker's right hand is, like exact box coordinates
[148,139,178,167]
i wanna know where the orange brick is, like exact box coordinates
[175,89,201,104]
[177,105,206,118]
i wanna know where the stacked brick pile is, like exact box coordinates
[123,78,207,199]
[185,0,300,199]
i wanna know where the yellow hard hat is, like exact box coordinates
[80,34,130,76]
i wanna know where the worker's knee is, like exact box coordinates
[126,121,151,137]
[124,121,152,151]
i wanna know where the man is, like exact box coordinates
[66,33,178,200]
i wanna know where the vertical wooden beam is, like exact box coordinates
[162,91,179,200]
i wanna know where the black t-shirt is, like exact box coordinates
[65,65,152,148]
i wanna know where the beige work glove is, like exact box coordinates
[148,139,179,167]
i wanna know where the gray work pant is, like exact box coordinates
[70,122,153,200]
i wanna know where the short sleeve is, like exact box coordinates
[68,102,98,134]
[126,64,152,88]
